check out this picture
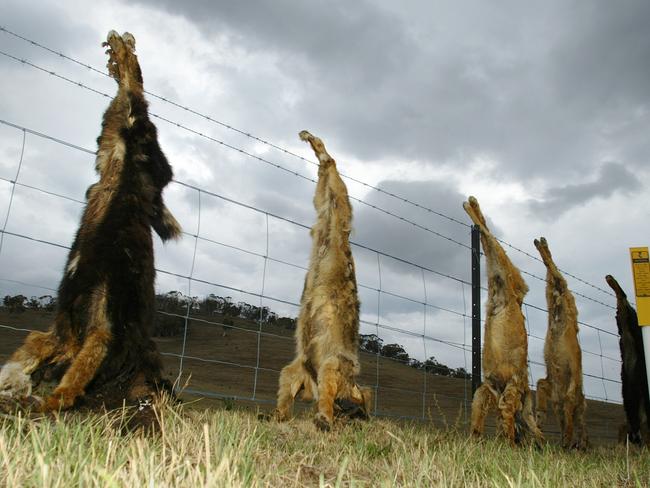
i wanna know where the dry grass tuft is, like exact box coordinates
[0,403,647,487]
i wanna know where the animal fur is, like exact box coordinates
[605,274,650,445]
[272,131,371,431]
[534,237,587,448]
[462,196,542,445]
[0,31,180,413]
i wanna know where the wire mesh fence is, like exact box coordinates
[0,27,627,442]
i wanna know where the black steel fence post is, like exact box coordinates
[471,224,481,394]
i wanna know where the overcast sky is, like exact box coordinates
[1,0,649,402]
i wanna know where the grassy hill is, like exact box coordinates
[0,309,624,445]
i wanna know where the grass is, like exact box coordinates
[0,402,647,487]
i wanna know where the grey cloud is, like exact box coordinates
[353,179,480,283]
[0,0,640,401]
[133,0,650,185]
[0,0,95,58]
[528,161,642,219]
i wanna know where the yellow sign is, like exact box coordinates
[630,247,650,326]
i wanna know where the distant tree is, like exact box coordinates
[266,311,278,324]
[222,297,241,318]
[201,294,226,315]
[156,291,186,314]
[451,367,471,380]
[359,334,384,354]
[152,312,185,337]
[3,294,27,313]
[39,295,56,311]
[274,316,296,330]
[45,296,57,312]
[424,356,452,376]
[27,296,41,310]
[408,358,423,369]
[381,343,410,362]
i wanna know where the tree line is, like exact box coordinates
[2,292,469,379]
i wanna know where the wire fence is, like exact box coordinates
[0,28,627,441]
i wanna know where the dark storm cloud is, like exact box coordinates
[528,161,642,219]
[0,0,95,55]
[353,179,484,282]
[1,0,642,401]
[134,0,650,184]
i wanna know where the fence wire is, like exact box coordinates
[0,117,624,440]
[0,30,628,439]
[0,119,477,420]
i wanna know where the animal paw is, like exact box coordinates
[43,387,78,411]
[103,31,124,80]
[334,397,368,420]
[570,439,589,451]
[153,206,182,241]
[102,30,137,82]
[264,408,289,422]
[313,412,332,431]
[122,32,136,51]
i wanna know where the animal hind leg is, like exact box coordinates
[462,196,489,233]
[499,382,524,445]
[43,286,111,411]
[0,330,58,398]
[535,378,550,429]
[103,31,142,88]
[299,131,334,165]
[314,356,344,431]
[522,388,544,444]
[573,395,588,449]
[561,392,577,448]
[470,383,497,437]
[273,357,311,422]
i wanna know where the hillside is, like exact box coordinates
[0,308,624,444]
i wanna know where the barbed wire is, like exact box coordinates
[0,118,622,354]
[0,30,621,301]
[0,49,472,252]
[0,180,616,357]
[0,25,471,229]
[496,236,616,299]
[0,208,622,395]
[0,42,625,419]
[519,269,615,310]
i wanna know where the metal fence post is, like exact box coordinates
[471,224,481,394]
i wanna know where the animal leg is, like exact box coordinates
[535,378,550,428]
[470,384,497,437]
[298,130,353,219]
[103,30,142,88]
[522,388,544,443]
[573,396,588,449]
[299,130,334,166]
[622,379,643,444]
[561,394,576,448]
[43,286,111,411]
[499,382,524,445]
[151,196,182,242]
[462,196,488,232]
[273,358,311,422]
[0,330,58,398]
[314,357,342,431]
[534,238,563,280]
